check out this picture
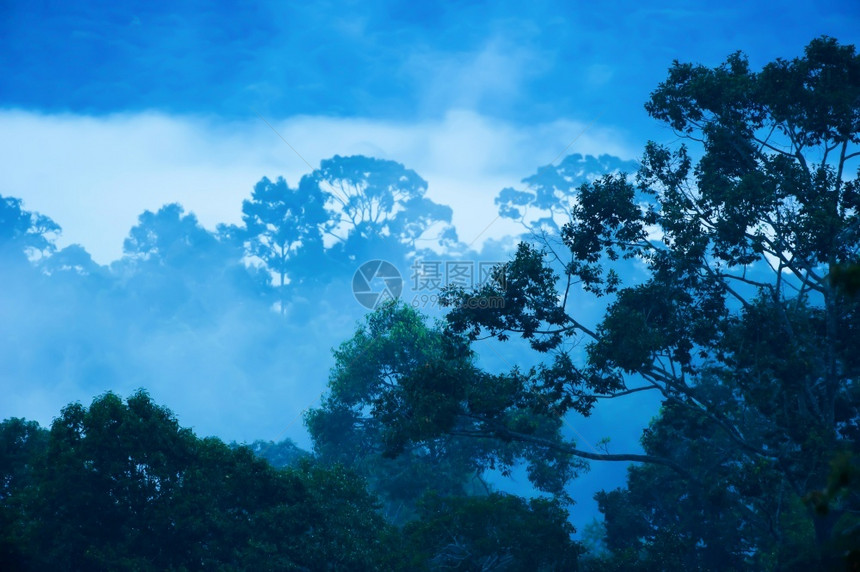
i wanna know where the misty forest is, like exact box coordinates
[2,37,860,571]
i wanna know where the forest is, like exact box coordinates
[1,36,859,570]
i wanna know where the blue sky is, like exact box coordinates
[3,1,859,261]
[2,0,859,533]
[5,0,859,128]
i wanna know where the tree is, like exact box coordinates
[496,153,639,236]
[40,244,107,279]
[402,493,582,571]
[440,36,860,567]
[300,155,458,263]
[307,302,585,568]
[236,438,311,469]
[590,381,824,570]
[123,203,216,264]
[312,37,860,568]
[0,194,59,266]
[0,418,48,568]
[120,203,268,321]
[305,301,525,524]
[236,176,330,309]
[1,391,402,571]
[306,300,589,489]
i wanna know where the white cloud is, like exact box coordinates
[0,108,636,264]
[404,37,549,112]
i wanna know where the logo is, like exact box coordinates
[352,260,403,309]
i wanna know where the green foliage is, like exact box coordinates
[0,418,47,499]
[830,262,860,297]
[440,36,860,568]
[238,438,311,469]
[0,418,49,568]
[402,493,581,571]
[2,390,584,570]
[804,451,860,567]
[307,302,508,523]
[306,300,584,523]
[442,242,572,352]
[0,391,400,571]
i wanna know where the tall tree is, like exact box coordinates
[305,302,517,524]
[314,37,860,568]
[496,153,640,236]
[123,203,229,269]
[441,35,860,567]
[237,176,330,309]
[307,302,584,508]
[0,418,48,568]
[308,302,585,568]
[0,194,59,266]
[120,203,267,321]
[300,155,458,263]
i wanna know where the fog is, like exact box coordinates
[0,149,649,534]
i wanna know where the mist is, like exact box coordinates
[0,150,647,535]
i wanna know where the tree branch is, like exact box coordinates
[459,424,695,481]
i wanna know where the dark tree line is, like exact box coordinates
[2,35,859,571]
[0,392,398,570]
[0,392,582,570]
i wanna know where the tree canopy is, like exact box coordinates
[2,34,859,571]
[1,390,583,571]
[301,155,459,262]
[308,36,860,569]
[0,391,400,571]
[0,194,59,266]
